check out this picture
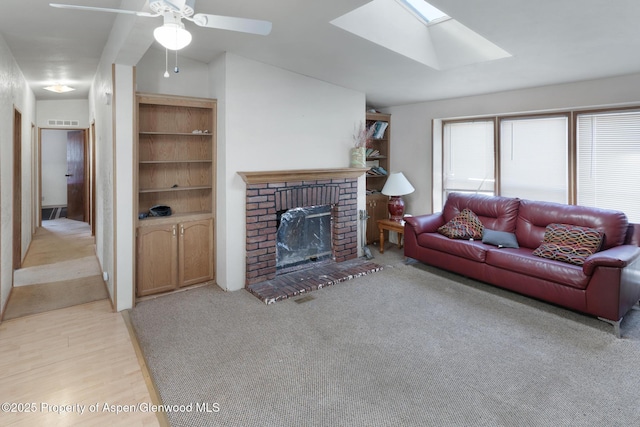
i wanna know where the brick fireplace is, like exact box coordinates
[238,168,366,286]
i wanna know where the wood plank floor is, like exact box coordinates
[0,219,164,426]
[22,218,96,267]
[0,300,161,426]
[6,219,107,319]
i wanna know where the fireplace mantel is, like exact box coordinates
[238,168,367,184]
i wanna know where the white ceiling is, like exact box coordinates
[2,0,640,107]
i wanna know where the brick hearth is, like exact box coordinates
[239,168,366,287]
[247,258,383,304]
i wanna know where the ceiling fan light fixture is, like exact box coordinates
[154,22,192,50]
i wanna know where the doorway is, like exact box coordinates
[39,128,89,226]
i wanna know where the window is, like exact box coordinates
[397,0,449,24]
[499,116,568,203]
[443,120,495,199]
[577,110,640,222]
[436,107,640,221]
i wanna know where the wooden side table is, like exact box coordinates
[377,219,405,253]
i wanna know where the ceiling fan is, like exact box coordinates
[50,0,272,50]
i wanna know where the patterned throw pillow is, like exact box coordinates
[532,223,603,265]
[438,208,484,240]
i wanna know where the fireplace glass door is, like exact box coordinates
[276,205,332,271]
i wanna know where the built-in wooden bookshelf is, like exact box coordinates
[136,94,216,219]
[365,112,391,244]
[135,93,216,297]
[365,112,391,193]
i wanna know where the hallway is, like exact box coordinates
[4,218,107,320]
[0,219,163,426]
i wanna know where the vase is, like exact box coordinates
[350,147,366,168]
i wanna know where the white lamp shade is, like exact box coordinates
[381,172,415,196]
[154,23,192,50]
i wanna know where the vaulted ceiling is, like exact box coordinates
[2,0,640,107]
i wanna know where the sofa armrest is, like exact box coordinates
[583,245,640,275]
[404,213,445,235]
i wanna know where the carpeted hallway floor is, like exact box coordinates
[130,247,640,427]
[5,219,107,320]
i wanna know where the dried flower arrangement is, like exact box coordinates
[353,121,375,148]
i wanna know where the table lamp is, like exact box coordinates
[381,172,415,221]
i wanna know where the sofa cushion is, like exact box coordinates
[482,229,519,249]
[443,193,520,232]
[486,248,590,289]
[515,199,628,250]
[437,208,484,239]
[532,223,603,266]
[417,233,488,262]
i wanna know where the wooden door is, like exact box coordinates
[13,108,22,269]
[179,218,214,287]
[136,224,178,297]
[66,130,85,221]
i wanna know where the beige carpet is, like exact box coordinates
[130,248,640,427]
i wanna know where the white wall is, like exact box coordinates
[386,72,640,216]
[113,64,136,311]
[40,130,68,206]
[89,62,136,311]
[209,55,228,289]
[89,61,115,306]
[0,34,36,314]
[37,100,90,128]
[135,47,210,97]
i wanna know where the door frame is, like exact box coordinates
[31,123,37,235]
[90,121,96,236]
[37,127,92,227]
[13,107,22,270]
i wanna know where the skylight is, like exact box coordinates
[398,0,448,24]
[330,0,511,70]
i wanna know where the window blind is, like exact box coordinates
[443,120,495,198]
[577,111,640,222]
[500,116,568,203]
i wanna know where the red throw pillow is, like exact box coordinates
[437,208,484,240]
[532,223,603,265]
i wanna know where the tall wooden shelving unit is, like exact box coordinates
[135,93,216,297]
[365,112,391,244]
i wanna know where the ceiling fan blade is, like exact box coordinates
[191,13,272,36]
[49,3,157,18]
[164,0,186,12]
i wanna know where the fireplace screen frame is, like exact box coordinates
[276,205,333,271]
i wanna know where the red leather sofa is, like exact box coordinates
[404,193,640,337]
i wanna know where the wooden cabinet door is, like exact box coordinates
[179,218,214,287]
[136,224,178,297]
[366,194,389,244]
